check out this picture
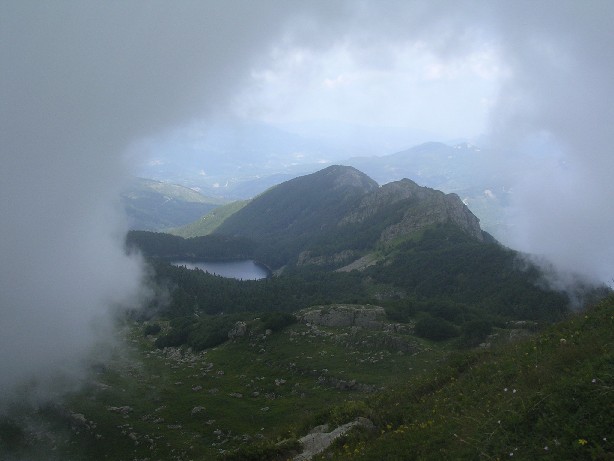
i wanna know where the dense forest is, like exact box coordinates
[129,223,582,354]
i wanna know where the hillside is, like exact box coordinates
[121,177,227,231]
[169,200,250,238]
[213,165,485,270]
[2,294,611,460]
[127,165,574,323]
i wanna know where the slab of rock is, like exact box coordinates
[298,304,385,329]
[294,417,374,460]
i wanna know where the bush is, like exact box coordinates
[219,438,301,461]
[260,312,297,332]
[414,315,459,341]
[154,317,192,348]
[143,323,162,336]
[384,301,416,323]
[187,317,235,351]
[460,319,492,346]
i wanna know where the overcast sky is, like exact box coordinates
[1,1,613,397]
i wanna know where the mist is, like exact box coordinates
[1,1,613,403]
[0,1,345,401]
[487,1,614,284]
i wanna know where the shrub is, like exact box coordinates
[460,319,492,346]
[143,323,162,336]
[219,438,301,461]
[414,315,459,341]
[260,312,297,332]
[384,301,416,323]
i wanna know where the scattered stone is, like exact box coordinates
[191,406,206,416]
[107,406,133,416]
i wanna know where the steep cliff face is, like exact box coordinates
[342,178,483,243]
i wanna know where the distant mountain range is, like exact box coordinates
[121,178,227,231]
[135,133,512,238]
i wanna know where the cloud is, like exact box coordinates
[0,0,341,399]
[484,1,614,284]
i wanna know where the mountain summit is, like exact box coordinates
[214,165,485,269]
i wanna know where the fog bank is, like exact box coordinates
[0,1,335,400]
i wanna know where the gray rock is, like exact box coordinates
[295,417,374,460]
[297,304,386,329]
[228,321,247,339]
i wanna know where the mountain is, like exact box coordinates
[345,142,511,237]
[121,177,227,231]
[214,165,485,270]
[132,118,432,199]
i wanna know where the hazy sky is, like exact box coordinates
[1,1,613,397]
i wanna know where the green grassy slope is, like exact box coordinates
[315,295,614,461]
[169,200,250,237]
[2,296,611,460]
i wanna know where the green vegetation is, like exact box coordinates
[313,295,614,461]
[414,314,459,341]
[170,200,250,238]
[126,231,256,261]
[367,224,571,323]
[213,165,378,268]
[3,295,612,460]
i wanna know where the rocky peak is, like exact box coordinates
[320,165,379,193]
[342,178,483,242]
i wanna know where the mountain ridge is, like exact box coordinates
[212,165,485,270]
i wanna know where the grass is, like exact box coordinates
[0,314,442,460]
[313,295,614,460]
[1,296,612,460]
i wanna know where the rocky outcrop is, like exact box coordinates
[294,417,374,460]
[228,321,247,340]
[335,253,380,272]
[342,178,483,242]
[297,304,386,329]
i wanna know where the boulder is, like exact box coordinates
[228,321,247,340]
[294,417,374,460]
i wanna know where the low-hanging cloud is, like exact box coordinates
[0,0,350,400]
[483,1,614,284]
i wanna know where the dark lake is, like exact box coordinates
[171,260,270,280]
